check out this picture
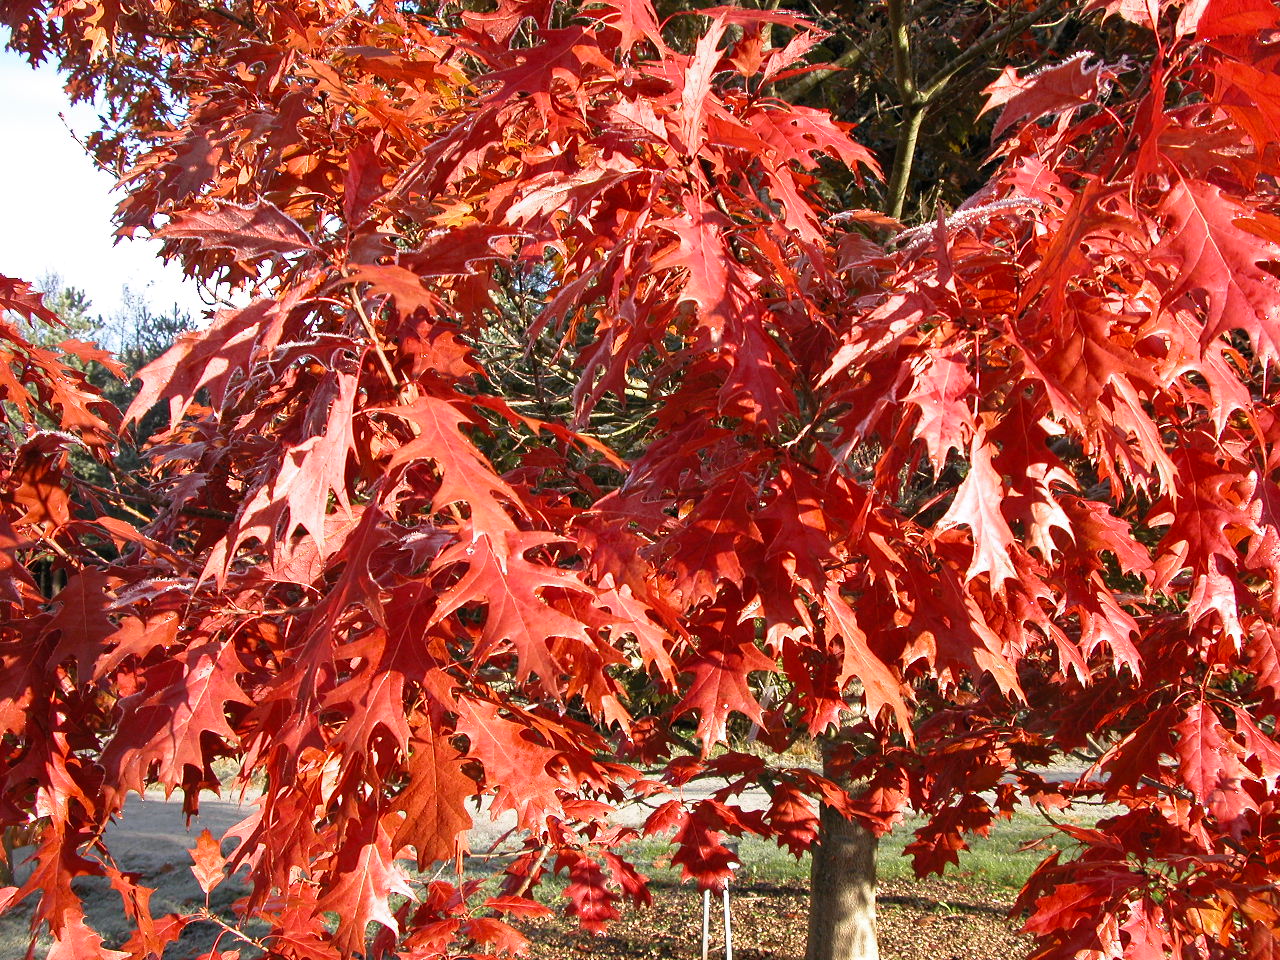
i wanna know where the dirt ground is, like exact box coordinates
[521,876,1028,960]
[0,790,1031,959]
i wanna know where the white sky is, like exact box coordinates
[0,48,206,322]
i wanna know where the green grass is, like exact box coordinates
[876,811,1077,891]
[594,809,1082,895]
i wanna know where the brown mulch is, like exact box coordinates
[521,877,1030,959]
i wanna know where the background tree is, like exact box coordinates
[8,281,194,507]
[0,5,1277,960]
[95,289,196,477]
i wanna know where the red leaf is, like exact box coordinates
[642,799,688,838]
[1174,700,1245,807]
[904,806,970,876]
[431,532,596,689]
[600,851,651,907]
[820,585,910,733]
[483,895,554,919]
[156,201,319,260]
[124,296,294,427]
[46,914,129,960]
[651,200,733,339]
[42,569,117,681]
[397,224,518,278]
[1232,704,1280,785]
[378,395,524,538]
[662,472,762,606]
[389,717,475,870]
[981,53,1119,140]
[1248,622,1280,699]
[594,0,664,50]
[561,855,620,933]
[673,636,777,750]
[118,913,195,959]
[1118,900,1170,960]
[765,781,819,858]
[1023,881,1110,935]
[679,17,728,153]
[342,138,384,225]
[189,829,226,895]
[905,350,974,467]
[453,698,565,829]
[316,819,414,958]
[670,803,738,891]
[104,864,160,958]
[749,103,880,178]
[101,639,253,795]
[1153,180,1280,358]
[461,916,529,956]
[935,426,1020,586]
[226,365,358,562]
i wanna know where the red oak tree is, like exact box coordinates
[1,1,1279,959]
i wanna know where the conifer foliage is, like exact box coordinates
[1,0,1279,957]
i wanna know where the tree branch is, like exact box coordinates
[174,0,260,34]
[883,0,1069,220]
[776,42,868,102]
[885,104,926,221]
[886,0,918,104]
[918,0,1067,103]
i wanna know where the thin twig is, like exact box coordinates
[776,43,868,103]
[510,842,552,899]
[193,907,272,952]
[349,287,402,389]
[919,0,1068,102]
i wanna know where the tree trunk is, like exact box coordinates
[805,804,879,960]
[805,743,879,960]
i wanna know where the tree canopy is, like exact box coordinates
[1,1,1279,958]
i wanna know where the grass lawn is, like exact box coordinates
[527,807,1084,895]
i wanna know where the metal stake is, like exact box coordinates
[701,888,711,960]
[700,839,739,960]
[722,881,733,960]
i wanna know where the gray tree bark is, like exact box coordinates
[805,804,880,960]
[805,742,880,960]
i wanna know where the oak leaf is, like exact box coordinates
[389,718,474,870]
[981,54,1119,140]
[672,636,777,750]
[935,427,1020,586]
[316,819,415,958]
[156,201,319,260]
[189,829,226,895]
[1153,180,1280,358]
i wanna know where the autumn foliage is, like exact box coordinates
[1,0,1280,957]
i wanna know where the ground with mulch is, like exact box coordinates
[521,875,1029,959]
